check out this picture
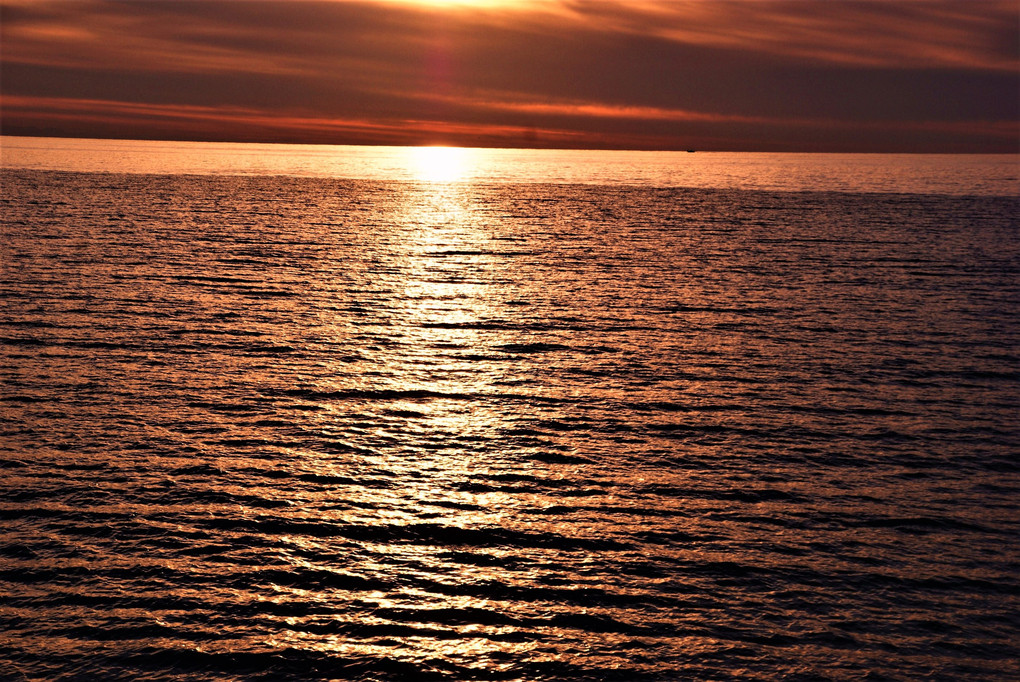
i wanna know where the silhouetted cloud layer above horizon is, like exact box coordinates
[2,0,1016,151]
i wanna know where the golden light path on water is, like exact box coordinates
[271,151,557,666]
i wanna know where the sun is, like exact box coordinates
[410,145,467,183]
[384,0,540,9]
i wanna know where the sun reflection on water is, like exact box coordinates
[249,165,632,669]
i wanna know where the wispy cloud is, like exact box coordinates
[1,0,1016,151]
[560,0,1018,70]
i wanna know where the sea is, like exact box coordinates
[1,136,1018,681]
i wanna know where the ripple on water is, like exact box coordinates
[1,170,1018,680]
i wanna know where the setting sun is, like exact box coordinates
[389,0,531,6]
[411,145,468,182]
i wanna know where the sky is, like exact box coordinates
[1,0,1017,152]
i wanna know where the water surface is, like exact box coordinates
[1,140,1018,680]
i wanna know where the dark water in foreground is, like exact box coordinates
[2,168,1019,680]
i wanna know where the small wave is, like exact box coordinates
[527,451,592,464]
[275,387,473,401]
[195,517,631,551]
[0,336,49,347]
[0,395,51,403]
[497,342,570,353]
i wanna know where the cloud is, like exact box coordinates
[0,93,596,147]
[563,1,1018,71]
[1,0,1016,151]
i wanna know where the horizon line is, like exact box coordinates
[3,133,1017,156]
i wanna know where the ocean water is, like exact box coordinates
[1,138,1019,680]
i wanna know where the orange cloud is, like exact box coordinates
[0,94,600,147]
[563,0,1019,71]
[2,1,1016,151]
